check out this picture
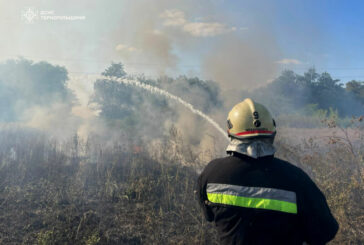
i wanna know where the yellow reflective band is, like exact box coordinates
[207,193,297,214]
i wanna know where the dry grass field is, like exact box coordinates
[0,119,363,244]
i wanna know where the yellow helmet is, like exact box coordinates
[227,98,276,139]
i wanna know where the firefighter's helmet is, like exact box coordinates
[227,98,276,139]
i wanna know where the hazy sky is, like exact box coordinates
[1,0,364,83]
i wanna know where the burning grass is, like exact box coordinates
[0,120,363,244]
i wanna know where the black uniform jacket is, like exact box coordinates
[197,153,339,245]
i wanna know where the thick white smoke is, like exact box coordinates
[104,76,229,141]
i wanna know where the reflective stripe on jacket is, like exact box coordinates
[207,183,297,214]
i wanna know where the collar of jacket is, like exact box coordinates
[226,137,276,159]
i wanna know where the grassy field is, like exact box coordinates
[0,120,363,244]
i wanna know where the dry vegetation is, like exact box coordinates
[0,119,363,244]
[276,117,364,244]
[0,127,218,245]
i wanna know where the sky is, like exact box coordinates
[1,0,364,85]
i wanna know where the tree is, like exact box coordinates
[92,63,224,141]
[101,62,126,78]
[346,80,364,105]
[0,59,74,122]
[92,63,174,138]
[250,69,363,117]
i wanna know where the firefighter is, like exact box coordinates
[197,98,338,245]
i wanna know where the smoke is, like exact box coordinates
[109,0,281,129]
[110,0,281,112]
[109,76,228,140]
[202,34,279,90]
[201,32,280,114]
[111,0,179,75]
[4,0,359,151]
[153,75,224,143]
[1,0,283,137]
[0,59,78,138]
[23,103,82,138]
[111,0,242,77]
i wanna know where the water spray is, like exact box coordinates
[101,76,229,141]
